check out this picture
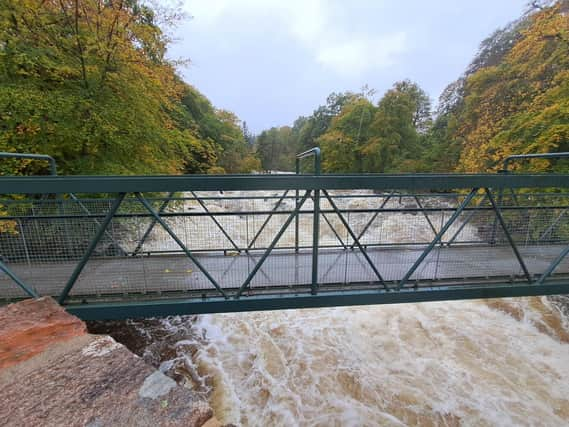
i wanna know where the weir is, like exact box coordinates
[1,152,569,320]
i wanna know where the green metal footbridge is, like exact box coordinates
[1,150,568,320]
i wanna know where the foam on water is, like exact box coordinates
[165,300,568,426]
[123,189,569,426]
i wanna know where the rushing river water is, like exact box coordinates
[90,190,569,426]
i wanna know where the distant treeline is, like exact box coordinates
[255,1,568,173]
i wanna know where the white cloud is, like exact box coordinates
[181,0,407,76]
[316,33,406,76]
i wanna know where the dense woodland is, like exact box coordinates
[0,0,259,175]
[0,1,567,177]
[256,1,569,174]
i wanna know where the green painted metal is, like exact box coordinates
[247,190,290,250]
[537,246,569,285]
[296,147,322,175]
[58,193,126,303]
[485,188,532,282]
[0,152,58,176]
[413,195,438,238]
[322,190,387,289]
[2,173,568,195]
[68,193,127,256]
[311,187,320,294]
[65,280,569,320]
[190,191,241,253]
[132,191,174,255]
[350,190,395,250]
[295,148,323,293]
[503,152,569,171]
[0,259,38,298]
[319,209,347,250]
[1,152,568,318]
[398,188,479,290]
[236,190,312,298]
[446,194,488,246]
[135,192,228,298]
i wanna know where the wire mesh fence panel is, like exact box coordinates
[0,182,568,303]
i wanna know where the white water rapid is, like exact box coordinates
[125,190,569,427]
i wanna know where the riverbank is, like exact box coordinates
[90,296,569,426]
[0,298,224,427]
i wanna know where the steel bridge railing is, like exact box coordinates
[0,168,569,318]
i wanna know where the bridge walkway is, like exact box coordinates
[2,245,567,301]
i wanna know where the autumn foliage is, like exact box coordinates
[0,0,256,175]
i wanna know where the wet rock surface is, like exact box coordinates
[0,298,220,427]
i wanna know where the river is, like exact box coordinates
[90,189,569,426]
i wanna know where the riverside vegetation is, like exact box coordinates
[0,1,567,177]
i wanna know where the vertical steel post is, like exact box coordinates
[296,148,322,294]
[312,187,320,294]
[312,151,321,294]
[490,171,506,245]
[295,158,300,253]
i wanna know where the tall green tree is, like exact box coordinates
[0,0,257,176]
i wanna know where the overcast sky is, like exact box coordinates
[169,0,528,133]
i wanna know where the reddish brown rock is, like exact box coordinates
[0,298,219,427]
[0,297,86,369]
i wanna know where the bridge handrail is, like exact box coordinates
[503,152,569,172]
[296,147,321,175]
[1,173,568,195]
[0,152,58,176]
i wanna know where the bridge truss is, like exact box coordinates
[0,172,568,319]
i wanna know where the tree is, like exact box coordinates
[319,96,375,173]
[448,1,569,172]
[0,0,246,176]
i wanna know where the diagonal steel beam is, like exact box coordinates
[247,190,289,250]
[191,191,241,253]
[485,188,532,282]
[322,190,387,290]
[536,245,569,284]
[413,195,438,238]
[314,193,347,249]
[0,259,38,298]
[350,191,395,249]
[135,193,228,298]
[398,188,479,290]
[236,191,312,298]
[69,193,128,256]
[320,211,348,249]
[446,193,487,246]
[58,193,126,304]
[538,206,569,243]
[132,191,174,255]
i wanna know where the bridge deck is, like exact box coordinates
[2,244,568,301]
